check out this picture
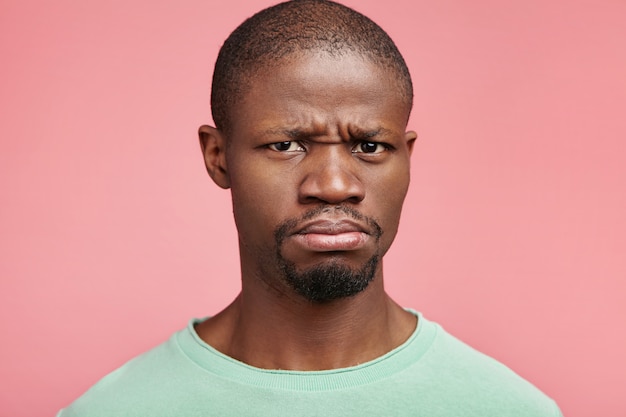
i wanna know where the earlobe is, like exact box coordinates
[198,125,231,189]
[405,130,418,156]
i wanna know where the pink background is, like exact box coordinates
[1,0,625,415]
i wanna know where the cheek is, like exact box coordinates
[230,185,271,233]
[230,193,277,256]
[228,167,295,243]
[370,165,411,248]
[370,161,410,208]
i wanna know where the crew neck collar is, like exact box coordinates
[175,310,437,391]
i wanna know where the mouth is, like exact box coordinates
[291,219,371,252]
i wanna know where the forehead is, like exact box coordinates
[228,52,409,136]
[248,51,401,95]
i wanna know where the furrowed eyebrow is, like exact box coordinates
[259,126,392,141]
[348,127,391,140]
[260,128,319,140]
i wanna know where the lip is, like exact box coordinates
[289,219,371,252]
[296,219,368,235]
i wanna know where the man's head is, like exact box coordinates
[200,0,416,303]
[210,0,413,135]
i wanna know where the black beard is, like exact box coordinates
[273,205,383,303]
[278,254,379,303]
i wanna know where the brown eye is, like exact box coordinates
[268,141,304,152]
[353,141,386,154]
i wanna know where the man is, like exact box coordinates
[59,1,561,415]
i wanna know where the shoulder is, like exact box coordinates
[411,317,562,416]
[58,325,199,417]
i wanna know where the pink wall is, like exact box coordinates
[1,0,624,415]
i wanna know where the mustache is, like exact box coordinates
[274,205,383,246]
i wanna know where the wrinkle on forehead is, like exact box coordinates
[259,123,395,143]
[228,52,411,142]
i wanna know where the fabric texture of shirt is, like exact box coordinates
[58,311,561,417]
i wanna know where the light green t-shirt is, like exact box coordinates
[58,312,561,416]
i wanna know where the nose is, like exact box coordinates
[298,147,365,205]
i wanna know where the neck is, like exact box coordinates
[195,269,416,371]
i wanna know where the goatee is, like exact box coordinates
[274,205,382,303]
[278,255,379,303]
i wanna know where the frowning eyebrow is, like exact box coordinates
[347,127,392,140]
[260,126,393,141]
[262,128,314,140]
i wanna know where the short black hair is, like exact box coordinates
[210,0,413,134]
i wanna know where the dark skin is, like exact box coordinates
[198,52,417,371]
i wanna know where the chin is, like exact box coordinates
[279,254,379,303]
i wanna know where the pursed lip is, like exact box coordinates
[293,219,370,236]
[287,218,372,252]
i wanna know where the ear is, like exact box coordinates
[198,125,230,189]
[405,130,418,156]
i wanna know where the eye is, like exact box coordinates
[267,141,305,152]
[352,141,388,154]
